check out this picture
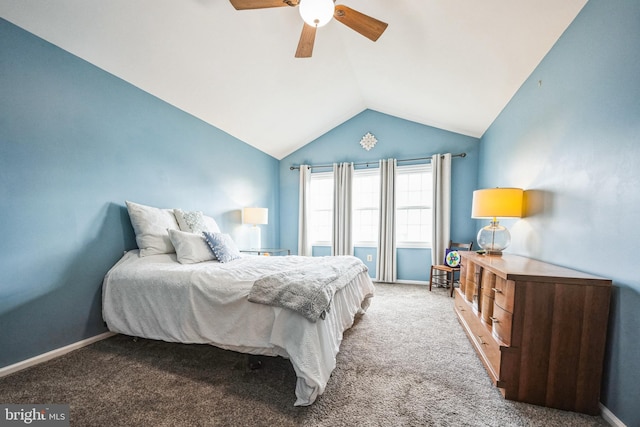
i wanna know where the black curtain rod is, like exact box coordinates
[289,152,466,171]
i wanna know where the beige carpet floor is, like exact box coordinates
[0,283,609,426]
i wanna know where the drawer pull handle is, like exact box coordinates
[492,288,502,294]
[477,335,486,345]
[490,317,499,323]
[457,305,465,311]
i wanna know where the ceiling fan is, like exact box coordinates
[229,0,388,58]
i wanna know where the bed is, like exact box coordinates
[102,201,375,406]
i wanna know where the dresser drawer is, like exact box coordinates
[492,276,515,313]
[482,270,496,295]
[491,304,513,345]
[481,271,496,324]
[481,294,495,325]
[464,262,479,303]
[454,291,501,384]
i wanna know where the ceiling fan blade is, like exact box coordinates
[295,23,316,58]
[229,0,292,10]
[334,5,388,41]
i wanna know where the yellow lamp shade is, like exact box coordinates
[471,188,524,219]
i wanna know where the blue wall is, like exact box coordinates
[3,1,636,422]
[479,0,640,425]
[279,110,479,281]
[0,18,279,368]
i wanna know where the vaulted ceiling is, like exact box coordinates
[0,0,587,159]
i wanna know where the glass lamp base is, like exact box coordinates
[477,220,511,255]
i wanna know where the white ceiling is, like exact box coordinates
[0,0,587,159]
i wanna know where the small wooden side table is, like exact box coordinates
[240,248,290,256]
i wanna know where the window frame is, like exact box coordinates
[395,163,433,249]
[352,168,380,247]
[308,171,333,246]
[307,162,434,249]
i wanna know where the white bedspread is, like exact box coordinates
[102,250,375,406]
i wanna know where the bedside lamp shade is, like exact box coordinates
[472,188,523,255]
[243,207,268,249]
[243,207,268,226]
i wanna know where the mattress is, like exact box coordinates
[102,250,375,405]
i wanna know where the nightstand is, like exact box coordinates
[240,248,290,256]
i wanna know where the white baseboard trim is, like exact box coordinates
[396,280,429,286]
[0,331,116,378]
[600,403,626,427]
[373,280,429,286]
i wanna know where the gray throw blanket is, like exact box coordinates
[248,256,368,322]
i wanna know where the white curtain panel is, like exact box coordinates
[376,159,397,283]
[431,153,452,265]
[297,165,312,256]
[332,162,354,256]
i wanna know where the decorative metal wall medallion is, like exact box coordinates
[360,132,377,151]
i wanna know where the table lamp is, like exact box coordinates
[471,188,523,255]
[243,207,268,249]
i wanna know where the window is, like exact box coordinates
[352,169,380,245]
[308,163,433,248]
[395,164,432,247]
[309,172,333,245]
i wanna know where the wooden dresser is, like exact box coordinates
[454,251,611,415]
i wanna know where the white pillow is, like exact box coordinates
[174,209,206,233]
[126,201,179,257]
[174,208,221,234]
[168,229,217,264]
[203,215,221,233]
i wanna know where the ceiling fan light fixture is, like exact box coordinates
[299,0,334,27]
